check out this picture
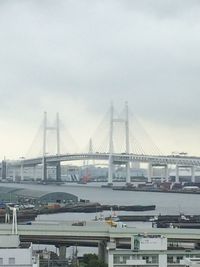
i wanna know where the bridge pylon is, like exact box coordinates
[42,112,61,182]
[108,102,130,185]
[88,138,95,166]
[1,160,7,180]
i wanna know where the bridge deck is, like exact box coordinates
[7,153,200,167]
[1,221,200,245]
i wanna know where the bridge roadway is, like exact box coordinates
[8,153,200,167]
[1,221,200,246]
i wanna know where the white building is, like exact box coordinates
[180,257,200,267]
[107,234,200,267]
[0,235,39,267]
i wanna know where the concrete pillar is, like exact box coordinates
[43,112,47,158]
[12,207,18,235]
[108,252,113,267]
[13,167,16,182]
[1,160,7,180]
[20,164,24,181]
[56,112,60,156]
[59,246,66,260]
[42,157,47,182]
[56,162,61,182]
[98,241,107,263]
[160,167,164,183]
[164,165,169,182]
[175,164,179,183]
[125,101,130,156]
[191,166,195,183]
[108,102,114,186]
[126,161,131,184]
[159,254,167,267]
[33,166,37,181]
[148,162,152,183]
[108,154,113,185]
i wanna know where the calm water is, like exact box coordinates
[3,182,200,216]
[3,182,200,256]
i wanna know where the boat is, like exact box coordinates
[116,205,156,211]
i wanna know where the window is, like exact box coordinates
[149,255,158,263]
[9,258,15,265]
[113,254,131,264]
[167,256,173,263]
[142,256,148,262]
[177,256,183,263]
[0,258,3,265]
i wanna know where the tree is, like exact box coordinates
[87,259,107,267]
[81,254,107,267]
[82,253,98,264]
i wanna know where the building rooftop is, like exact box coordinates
[0,186,78,203]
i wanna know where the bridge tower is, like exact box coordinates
[42,112,61,182]
[88,137,95,166]
[108,102,130,185]
[108,103,114,185]
[125,101,131,184]
[1,159,7,180]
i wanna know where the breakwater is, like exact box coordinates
[39,203,156,214]
[0,203,156,223]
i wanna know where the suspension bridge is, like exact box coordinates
[1,103,200,185]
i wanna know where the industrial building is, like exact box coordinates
[0,186,78,204]
[0,235,39,267]
[107,234,200,267]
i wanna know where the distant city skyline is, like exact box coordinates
[0,1,200,159]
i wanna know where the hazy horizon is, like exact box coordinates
[1,0,200,159]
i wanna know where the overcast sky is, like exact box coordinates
[1,0,200,159]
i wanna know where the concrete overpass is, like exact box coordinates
[4,152,200,183]
[1,220,200,246]
[9,153,200,167]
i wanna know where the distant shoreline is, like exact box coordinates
[112,186,200,195]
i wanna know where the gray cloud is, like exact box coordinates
[0,0,200,157]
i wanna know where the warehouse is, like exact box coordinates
[0,186,78,204]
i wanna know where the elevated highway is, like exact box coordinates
[1,221,200,246]
[4,152,200,183]
[8,153,200,167]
